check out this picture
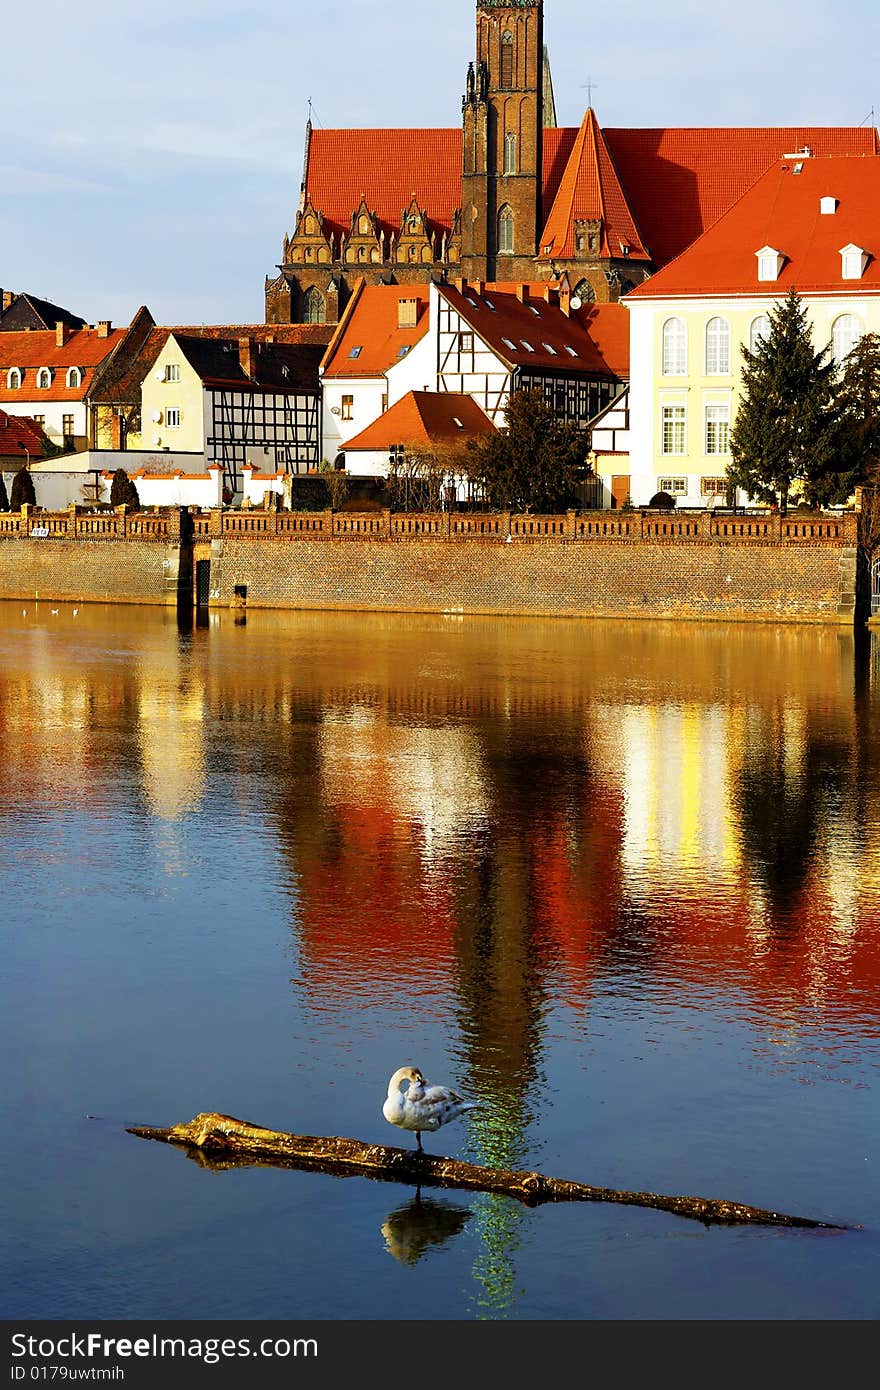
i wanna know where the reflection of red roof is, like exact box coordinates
[539,110,649,262]
[604,126,879,269]
[626,154,880,298]
[345,390,496,451]
[441,284,629,377]
[321,284,431,378]
[0,328,126,402]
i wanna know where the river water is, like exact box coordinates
[1,604,878,1320]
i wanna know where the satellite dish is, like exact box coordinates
[570,296,582,310]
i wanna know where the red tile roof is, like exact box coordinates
[305,129,464,243]
[538,109,649,262]
[344,390,497,451]
[441,283,629,376]
[0,410,49,459]
[301,123,879,268]
[0,328,126,403]
[625,154,880,299]
[604,126,880,268]
[321,284,431,377]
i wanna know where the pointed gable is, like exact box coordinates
[538,109,649,263]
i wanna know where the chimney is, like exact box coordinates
[454,277,467,295]
[516,284,529,304]
[472,279,484,298]
[56,321,71,347]
[558,277,571,318]
[238,337,255,378]
[542,284,557,305]
[96,320,111,338]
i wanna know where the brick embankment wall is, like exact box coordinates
[0,539,181,605]
[210,536,857,624]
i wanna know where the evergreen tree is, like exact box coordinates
[465,388,587,512]
[0,471,8,511]
[9,466,36,509]
[835,332,880,484]
[109,467,140,509]
[728,290,840,514]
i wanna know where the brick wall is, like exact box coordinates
[0,537,181,605]
[0,507,860,623]
[210,533,856,624]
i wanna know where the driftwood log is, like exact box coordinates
[128,1112,845,1230]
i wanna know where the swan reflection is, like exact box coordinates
[381,1190,471,1265]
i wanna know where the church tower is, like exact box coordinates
[461,0,545,283]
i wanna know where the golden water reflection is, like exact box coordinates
[1,605,878,1311]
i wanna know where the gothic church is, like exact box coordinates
[264,0,878,326]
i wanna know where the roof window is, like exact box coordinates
[528,304,541,316]
[564,345,579,358]
[485,299,496,311]
[520,340,535,352]
[501,337,517,350]
[452,417,464,429]
[396,345,410,358]
[840,243,868,280]
[542,343,557,355]
[756,246,784,282]
[466,296,479,307]
[820,196,838,215]
[348,346,362,359]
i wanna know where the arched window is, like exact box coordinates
[504,131,517,175]
[572,279,595,305]
[832,313,861,365]
[661,317,687,375]
[7,367,21,389]
[66,366,82,389]
[303,288,325,324]
[500,31,514,90]
[749,315,771,354]
[37,367,52,389]
[705,316,730,374]
[498,204,514,255]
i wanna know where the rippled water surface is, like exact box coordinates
[1,604,878,1319]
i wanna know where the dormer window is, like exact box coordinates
[840,244,868,280]
[66,367,82,389]
[37,368,52,389]
[7,368,21,389]
[756,246,784,282]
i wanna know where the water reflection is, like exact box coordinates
[2,606,879,1316]
[381,1190,471,1266]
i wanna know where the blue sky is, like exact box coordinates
[2,0,877,327]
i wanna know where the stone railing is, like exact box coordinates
[0,504,859,546]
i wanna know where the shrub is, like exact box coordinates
[10,467,36,509]
[110,468,140,509]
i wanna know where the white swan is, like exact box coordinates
[382,1066,477,1152]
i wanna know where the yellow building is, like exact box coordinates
[624,153,880,507]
